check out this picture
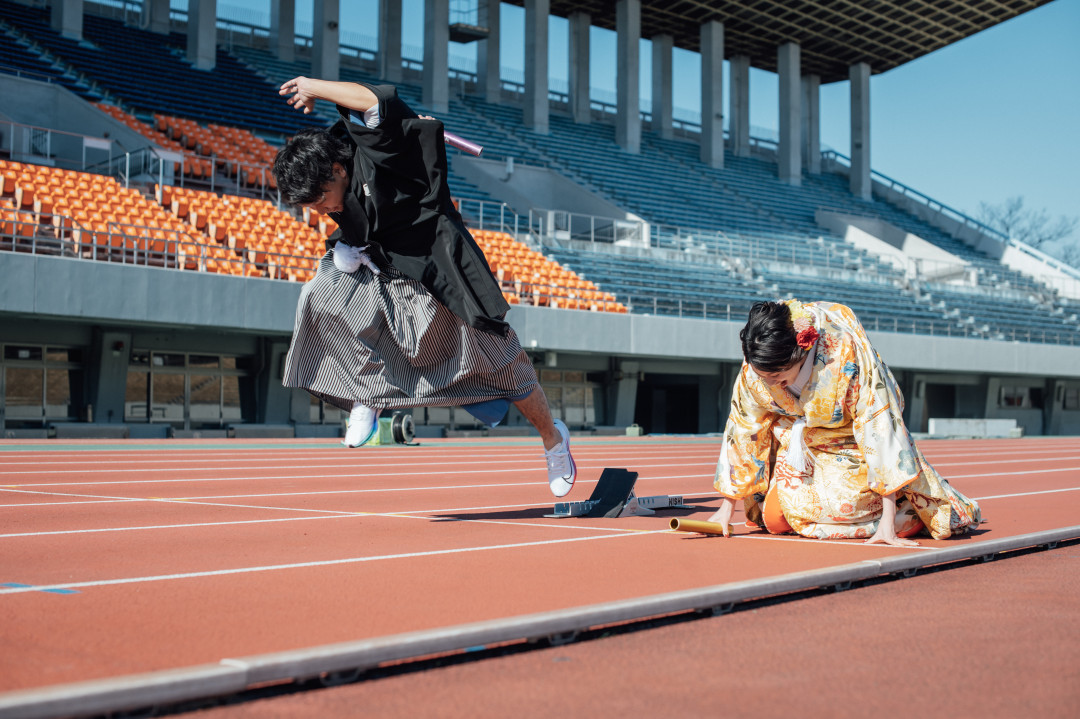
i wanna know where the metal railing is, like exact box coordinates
[822,150,1009,243]
[1,208,314,280]
[2,121,117,171]
[2,202,1077,345]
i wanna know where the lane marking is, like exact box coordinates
[3,448,1078,473]
[974,486,1080,501]
[7,482,1077,541]
[0,531,666,595]
[0,458,716,478]
[0,448,721,467]
[1,582,79,595]
[0,474,714,504]
[948,466,1080,479]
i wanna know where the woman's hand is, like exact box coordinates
[706,497,736,538]
[865,492,920,547]
[280,76,318,114]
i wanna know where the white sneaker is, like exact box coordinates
[544,418,576,497]
[343,404,380,447]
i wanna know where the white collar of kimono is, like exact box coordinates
[787,340,817,399]
[348,105,382,129]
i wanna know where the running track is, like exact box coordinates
[0,435,1078,717]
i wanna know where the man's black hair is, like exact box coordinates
[273,128,354,205]
[740,300,807,373]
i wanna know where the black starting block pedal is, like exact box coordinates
[545,468,689,518]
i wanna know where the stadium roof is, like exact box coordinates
[501,0,1052,83]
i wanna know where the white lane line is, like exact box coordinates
[0,449,720,467]
[0,531,664,595]
[0,459,715,479]
[0,473,715,507]
[928,456,1080,467]
[947,466,1080,479]
[3,447,1076,471]
[974,487,1080,500]
[0,514,361,538]
[1,442,1073,464]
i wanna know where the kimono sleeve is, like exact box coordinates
[848,340,921,496]
[714,365,777,500]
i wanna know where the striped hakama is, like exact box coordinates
[283,251,537,414]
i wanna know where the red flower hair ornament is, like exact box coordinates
[785,299,820,350]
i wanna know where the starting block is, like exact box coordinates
[546,468,689,518]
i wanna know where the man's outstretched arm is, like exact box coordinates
[279,77,378,115]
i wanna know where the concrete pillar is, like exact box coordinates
[651,33,673,139]
[259,341,295,424]
[699,20,723,168]
[1045,380,1066,435]
[524,0,549,134]
[907,374,928,433]
[186,0,217,71]
[51,0,83,41]
[850,61,872,199]
[615,0,640,153]
[697,375,720,434]
[312,0,340,81]
[423,0,449,112]
[777,42,800,185]
[270,0,295,63]
[802,73,821,174]
[89,330,131,424]
[568,11,591,124]
[143,0,170,35]
[729,54,750,157]
[610,361,640,427]
[379,0,403,83]
[477,0,501,102]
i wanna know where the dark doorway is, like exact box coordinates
[635,378,700,434]
[924,382,957,431]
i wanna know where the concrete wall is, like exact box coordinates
[0,253,297,334]
[817,210,963,275]
[3,253,1080,379]
[999,244,1080,300]
[454,156,635,219]
[0,75,154,158]
[4,253,1080,435]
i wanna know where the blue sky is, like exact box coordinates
[218,0,1078,252]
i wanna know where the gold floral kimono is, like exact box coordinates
[714,302,981,540]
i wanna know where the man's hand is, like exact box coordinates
[280,76,318,114]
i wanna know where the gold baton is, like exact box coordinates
[669,518,733,536]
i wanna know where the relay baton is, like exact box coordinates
[669,518,732,536]
[444,130,483,156]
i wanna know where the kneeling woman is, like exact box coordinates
[709,300,981,547]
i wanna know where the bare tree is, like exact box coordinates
[1061,243,1080,269]
[976,196,1078,250]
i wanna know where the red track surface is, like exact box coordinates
[1,436,1078,708]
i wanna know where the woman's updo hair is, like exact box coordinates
[740,300,808,373]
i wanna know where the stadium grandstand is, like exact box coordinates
[0,0,1078,440]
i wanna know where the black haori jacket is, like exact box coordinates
[325,83,510,337]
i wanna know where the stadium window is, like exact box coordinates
[999,385,1029,408]
[536,369,598,428]
[1065,388,1080,411]
[125,351,150,422]
[309,394,344,425]
[1,344,83,428]
[126,351,252,428]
